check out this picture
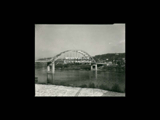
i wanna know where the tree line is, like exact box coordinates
[92,53,125,62]
[37,53,125,62]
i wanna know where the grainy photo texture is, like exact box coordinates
[35,24,125,97]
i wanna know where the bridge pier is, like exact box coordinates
[47,65,50,71]
[47,62,55,73]
[52,62,55,73]
[95,70,97,79]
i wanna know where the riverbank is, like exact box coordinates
[35,84,125,97]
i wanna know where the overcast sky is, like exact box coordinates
[35,24,125,60]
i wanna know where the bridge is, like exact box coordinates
[35,50,99,73]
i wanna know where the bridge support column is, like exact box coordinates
[95,65,97,70]
[52,62,55,73]
[95,70,97,79]
[47,65,50,72]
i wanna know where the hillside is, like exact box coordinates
[37,53,125,62]
[92,53,125,62]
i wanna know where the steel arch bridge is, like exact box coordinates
[46,49,96,65]
[35,50,98,73]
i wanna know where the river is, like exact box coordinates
[35,66,125,93]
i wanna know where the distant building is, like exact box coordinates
[106,61,112,66]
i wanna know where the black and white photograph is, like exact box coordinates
[35,24,125,97]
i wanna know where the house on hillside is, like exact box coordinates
[106,61,112,66]
[115,57,125,65]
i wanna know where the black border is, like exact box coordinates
[23,23,127,103]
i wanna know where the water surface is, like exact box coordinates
[35,68,125,92]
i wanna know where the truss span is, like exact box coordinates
[47,50,96,64]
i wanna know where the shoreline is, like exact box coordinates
[35,84,125,97]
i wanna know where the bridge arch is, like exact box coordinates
[48,50,96,65]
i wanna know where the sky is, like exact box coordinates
[35,24,125,60]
